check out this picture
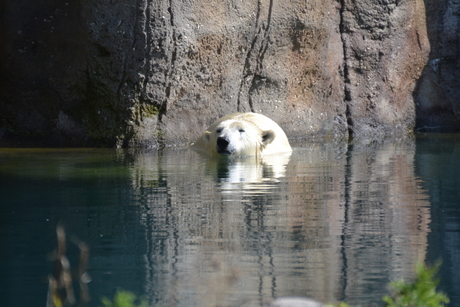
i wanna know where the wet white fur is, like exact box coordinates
[191,113,292,157]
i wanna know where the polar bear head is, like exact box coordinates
[203,119,275,156]
[191,113,292,157]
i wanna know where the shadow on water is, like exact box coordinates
[0,136,458,306]
[415,133,460,306]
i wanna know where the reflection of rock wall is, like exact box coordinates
[415,134,460,305]
[125,141,430,306]
[341,140,430,305]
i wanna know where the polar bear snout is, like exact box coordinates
[216,137,234,155]
[217,136,229,149]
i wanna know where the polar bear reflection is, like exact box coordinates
[205,153,292,190]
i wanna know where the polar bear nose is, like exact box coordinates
[217,137,229,149]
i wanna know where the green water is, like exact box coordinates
[0,134,459,306]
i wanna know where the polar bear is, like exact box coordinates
[191,112,292,157]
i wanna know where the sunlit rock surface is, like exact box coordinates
[1,0,456,147]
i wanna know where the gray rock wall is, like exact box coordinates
[0,0,455,147]
[342,0,430,138]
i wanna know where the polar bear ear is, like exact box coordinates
[261,130,275,145]
[204,131,211,144]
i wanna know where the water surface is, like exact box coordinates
[1,135,459,306]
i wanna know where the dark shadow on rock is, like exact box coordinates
[414,0,460,132]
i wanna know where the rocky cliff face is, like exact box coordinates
[0,0,454,147]
[341,0,429,138]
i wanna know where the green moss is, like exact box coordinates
[326,302,354,307]
[101,290,149,307]
[142,103,161,117]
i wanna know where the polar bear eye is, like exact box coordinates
[238,128,245,133]
[216,128,223,133]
